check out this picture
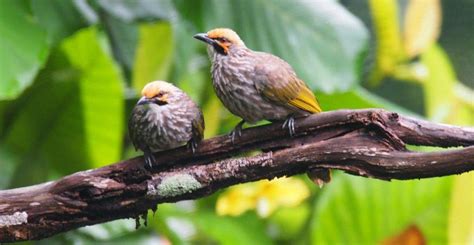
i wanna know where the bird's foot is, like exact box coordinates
[229,120,245,144]
[282,116,296,137]
[144,151,156,170]
[187,139,198,154]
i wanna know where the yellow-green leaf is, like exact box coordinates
[448,173,474,245]
[368,0,404,84]
[403,0,441,58]
[132,22,174,93]
[61,27,124,167]
[202,93,222,138]
[420,44,472,125]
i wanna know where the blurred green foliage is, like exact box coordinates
[0,0,472,244]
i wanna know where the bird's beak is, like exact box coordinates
[137,96,150,105]
[193,33,215,45]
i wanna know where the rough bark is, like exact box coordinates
[0,109,473,242]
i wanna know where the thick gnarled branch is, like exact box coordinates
[0,109,473,242]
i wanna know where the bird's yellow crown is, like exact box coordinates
[141,80,176,98]
[207,28,245,46]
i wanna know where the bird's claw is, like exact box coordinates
[229,120,245,144]
[187,139,198,154]
[144,151,156,170]
[229,128,241,144]
[282,116,296,136]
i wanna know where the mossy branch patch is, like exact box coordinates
[147,174,202,198]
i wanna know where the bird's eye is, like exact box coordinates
[216,37,229,43]
[156,91,165,98]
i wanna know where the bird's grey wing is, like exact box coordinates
[128,106,144,150]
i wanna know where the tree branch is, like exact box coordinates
[0,109,473,242]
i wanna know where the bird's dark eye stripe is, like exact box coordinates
[216,37,228,42]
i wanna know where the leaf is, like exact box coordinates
[43,219,159,244]
[97,0,175,22]
[152,204,272,245]
[201,93,222,138]
[101,13,138,82]
[61,27,124,167]
[420,44,472,125]
[403,0,441,58]
[420,39,473,245]
[310,174,452,244]
[132,22,174,93]
[448,172,474,245]
[0,27,124,187]
[192,212,273,245]
[0,0,49,100]
[170,17,205,84]
[269,203,311,240]
[438,0,474,89]
[0,52,86,188]
[31,0,89,45]
[317,86,418,117]
[367,0,404,85]
[195,0,368,93]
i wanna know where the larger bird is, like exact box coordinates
[129,81,204,168]
[194,28,330,186]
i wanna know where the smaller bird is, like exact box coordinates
[129,81,205,168]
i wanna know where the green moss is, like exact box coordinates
[147,174,202,198]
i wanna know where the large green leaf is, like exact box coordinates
[0,51,84,188]
[101,14,138,82]
[31,0,89,45]
[132,22,174,92]
[0,27,124,188]
[61,27,124,167]
[439,0,474,88]
[0,0,49,100]
[193,0,368,93]
[97,0,174,22]
[310,174,452,244]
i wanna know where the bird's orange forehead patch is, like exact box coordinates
[207,28,243,45]
[141,81,174,98]
[142,83,161,98]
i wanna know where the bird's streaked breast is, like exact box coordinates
[129,96,197,152]
[211,49,294,123]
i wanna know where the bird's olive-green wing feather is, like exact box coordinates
[191,109,205,143]
[253,55,321,113]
